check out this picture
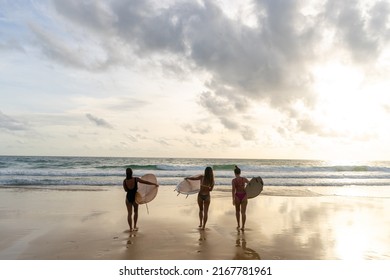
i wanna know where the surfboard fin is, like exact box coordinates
[145,203,149,215]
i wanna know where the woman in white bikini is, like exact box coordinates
[232,165,250,231]
[185,166,215,230]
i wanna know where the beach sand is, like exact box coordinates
[1,186,390,260]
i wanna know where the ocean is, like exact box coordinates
[1,156,390,197]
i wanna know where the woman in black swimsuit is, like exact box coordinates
[185,166,215,230]
[123,168,158,232]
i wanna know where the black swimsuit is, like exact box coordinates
[198,180,211,201]
[198,193,210,201]
[125,178,138,203]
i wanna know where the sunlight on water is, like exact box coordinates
[332,208,389,260]
[335,228,369,260]
[333,187,370,197]
[344,188,390,198]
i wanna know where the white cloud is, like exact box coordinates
[182,123,212,135]
[0,111,27,131]
[1,0,390,159]
[86,113,113,129]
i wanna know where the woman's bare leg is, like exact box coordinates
[133,203,139,230]
[241,199,248,230]
[235,197,241,229]
[197,196,203,228]
[126,199,133,231]
[202,199,210,230]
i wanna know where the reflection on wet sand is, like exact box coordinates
[5,187,389,260]
[247,195,390,259]
[120,190,390,260]
[196,229,207,254]
[233,232,261,260]
[198,229,207,243]
[209,190,390,260]
[126,230,137,247]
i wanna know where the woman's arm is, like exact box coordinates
[185,175,203,181]
[137,178,159,187]
[232,179,236,205]
[123,180,128,192]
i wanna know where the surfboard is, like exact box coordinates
[245,176,264,199]
[175,175,201,196]
[135,174,158,204]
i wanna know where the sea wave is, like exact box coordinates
[2,156,390,191]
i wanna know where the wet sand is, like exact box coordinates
[0,186,390,260]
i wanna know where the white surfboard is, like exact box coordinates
[175,175,201,196]
[135,174,158,204]
[245,176,264,199]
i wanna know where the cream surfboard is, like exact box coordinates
[175,175,201,196]
[135,174,158,204]
[245,176,264,199]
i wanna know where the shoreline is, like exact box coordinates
[1,187,390,260]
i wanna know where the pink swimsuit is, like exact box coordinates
[235,192,246,201]
[234,177,247,202]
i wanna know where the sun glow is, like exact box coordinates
[312,62,382,135]
[335,227,369,260]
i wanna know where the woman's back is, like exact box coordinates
[232,176,246,193]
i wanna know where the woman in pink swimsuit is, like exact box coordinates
[232,165,250,231]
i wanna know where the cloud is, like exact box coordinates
[240,125,256,141]
[86,113,113,129]
[29,22,114,71]
[324,1,390,62]
[154,138,171,146]
[31,1,318,104]
[0,111,27,131]
[384,104,390,113]
[19,0,390,139]
[182,123,212,135]
[198,90,256,139]
[125,134,138,143]
[295,117,342,138]
[184,136,207,149]
[219,117,239,130]
[124,132,148,143]
[0,39,25,53]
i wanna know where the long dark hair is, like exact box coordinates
[203,166,214,187]
[234,165,241,175]
[126,168,133,180]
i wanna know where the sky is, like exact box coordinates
[1,0,390,160]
